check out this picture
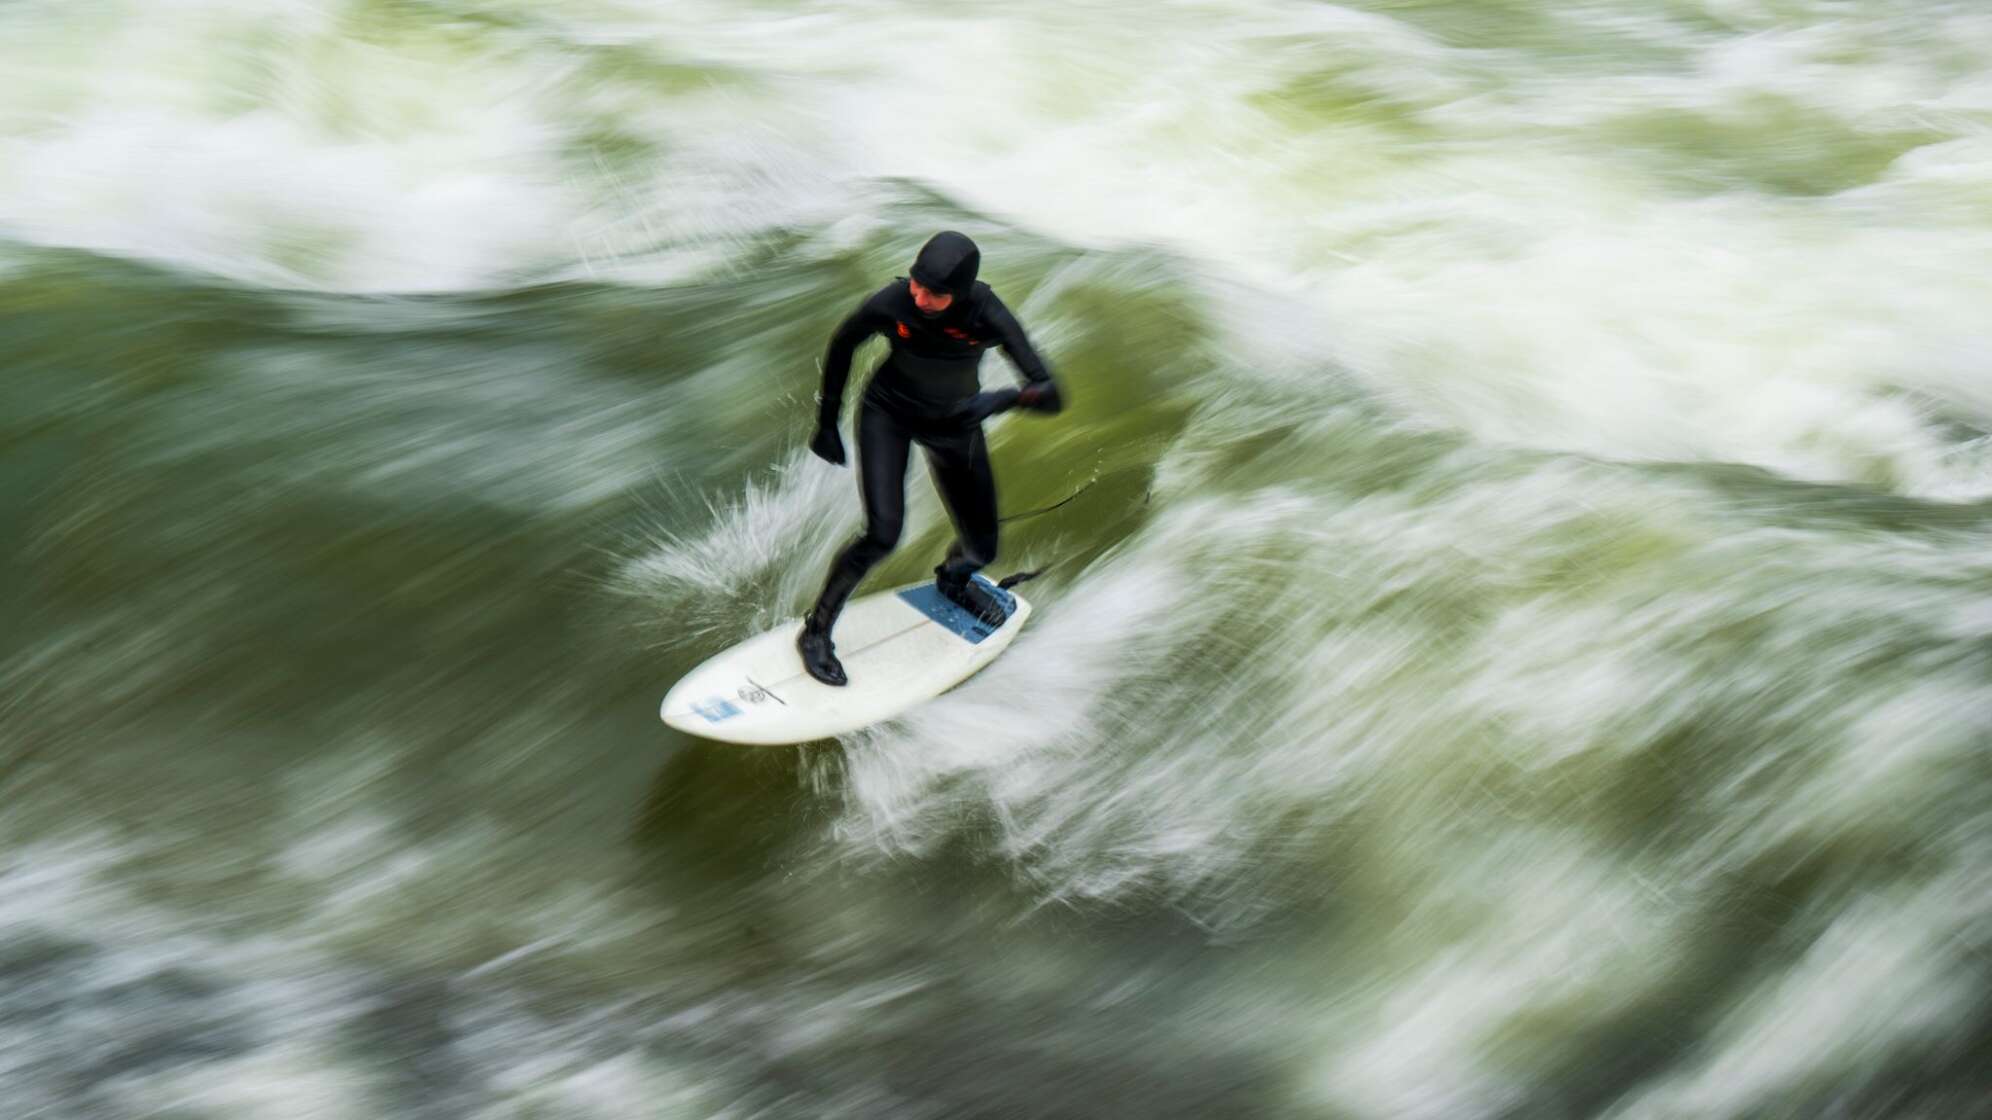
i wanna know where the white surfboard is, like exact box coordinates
[659,574,1031,745]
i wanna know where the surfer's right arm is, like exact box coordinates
[812,287,895,466]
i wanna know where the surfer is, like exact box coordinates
[798,230,1064,687]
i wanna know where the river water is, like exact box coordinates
[2,2,1989,1117]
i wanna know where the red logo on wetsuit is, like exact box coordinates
[893,321,981,346]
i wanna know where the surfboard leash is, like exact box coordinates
[994,476,1098,526]
[991,457,1143,591]
[992,471,1100,590]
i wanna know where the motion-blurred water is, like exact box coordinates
[2,2,1989,1117]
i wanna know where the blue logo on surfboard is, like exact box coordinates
[691,697,742,723]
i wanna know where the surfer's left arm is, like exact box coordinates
[984,294,1063,414]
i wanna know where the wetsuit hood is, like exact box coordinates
[908,230,980,298]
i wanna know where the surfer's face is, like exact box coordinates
[909,278,954,315]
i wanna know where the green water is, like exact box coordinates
[2,2,1989,1118]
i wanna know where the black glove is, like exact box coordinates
[960,388,1022,424]
[810,422,846,466]
[1017,382,1063,414]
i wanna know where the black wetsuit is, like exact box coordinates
[805,231,1061,646]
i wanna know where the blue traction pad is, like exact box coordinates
[896,574,1016,645]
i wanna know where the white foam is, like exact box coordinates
[1310,843,1684,1120]
[475,1052,735,1120]
[113,1042,381,1120]
[1608,865,1988,1120]
[614,448,865,647]
[4,0,1989,489]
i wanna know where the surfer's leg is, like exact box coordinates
[849,401,918,575]
[925,424,999,577]
[924,426,1008,625]
[811,403,912,627]
[800,402,913,685]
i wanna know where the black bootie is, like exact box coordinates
[934,563,1010,627]
[797,560,864,687]
[796,618,847,687]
